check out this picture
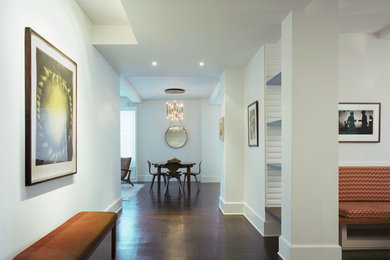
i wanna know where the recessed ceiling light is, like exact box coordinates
[199,61,205,67]
[152,61,158,67]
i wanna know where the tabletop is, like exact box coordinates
[152,162,196,167]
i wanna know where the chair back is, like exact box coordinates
[121,157,132,179]
[164,162,181,177]
[147,160,153,175]
[198,160,202,174]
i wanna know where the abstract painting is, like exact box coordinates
[25,28,77,185]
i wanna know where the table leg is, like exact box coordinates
[157,166,161,193]
[186,166,191,192]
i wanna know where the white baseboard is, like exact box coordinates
[339,162,390,166]
[200,176,220,183]
[278,236,342,260]
[218,196,244,214]
[263,219,281,237]
[105,197,122,213]
[220,198,278,239]
[243,204,265,236]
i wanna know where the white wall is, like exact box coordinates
[280,0,341,259]
[136,99,220,182]
[0,1,121,259]
[242,46,267,233]
[219,68,245,212]
[339,33,390,165]
[200,99,220,182]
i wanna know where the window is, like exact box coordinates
[120,110,136,177]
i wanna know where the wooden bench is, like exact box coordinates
[339,166,390,250]
[13,211,117,260]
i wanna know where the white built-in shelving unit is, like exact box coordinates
[265,42,282,209]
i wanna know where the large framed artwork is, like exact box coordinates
[25,28,77,185]
[248,101,259,147]
[338,102,381,143]
[219,117,224,141]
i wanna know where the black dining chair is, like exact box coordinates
[164,162,184,194]
[184,160,202,191]
[147,160,166,191]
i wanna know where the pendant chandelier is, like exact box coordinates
[165,88,185,121]
[166,100,184,121]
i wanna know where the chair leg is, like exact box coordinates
[125,170,134,186]
[194,175,200,191]
[164,178,170,194]
[178,178,184,194]
[163,175,167,185]
[150,175,156,191]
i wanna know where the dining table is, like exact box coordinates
[152,162,196,193]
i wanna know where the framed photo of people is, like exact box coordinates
[248,101,259,147]
[25,28,77,185]
[338,102,380,143]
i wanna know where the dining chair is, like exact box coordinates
[121,157,134,186]
[147,160,166,191]
[184,160,201,191]
[164,162,184,194]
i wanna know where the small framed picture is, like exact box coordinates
[248,101,259,147]
[25,28,77,185]
[219,117,224,141]
[338,103,381,143]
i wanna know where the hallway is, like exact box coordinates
[116,183,390,260]
[116,183,279,259]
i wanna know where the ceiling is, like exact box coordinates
[76,0,390,101]
[339,0,390,33]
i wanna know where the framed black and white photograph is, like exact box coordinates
[248,101,259,147]
[338,103,380,143]
[25,28,77,185]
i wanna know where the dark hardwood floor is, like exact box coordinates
[117,182,278,260]
[116,182,390,260]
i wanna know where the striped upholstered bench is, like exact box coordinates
[13,212,117,260]
[339,166,390,249]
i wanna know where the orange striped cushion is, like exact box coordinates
[339,202,390,218]
[339,166,390,202]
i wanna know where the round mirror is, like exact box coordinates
[165,125,188,148]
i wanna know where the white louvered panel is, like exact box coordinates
[266,105,281,112]
[267,159,282,164]
[266,154,282,161]
[265,42,281,208]
[265,41,281,83]
[266,147,281,154]
[266,135,281,141]
[267,91,281,98]
[266,96,281,102]
[267,172,281,180]
[267,200,282,207]
[267,182,281,189]
[267,109,281,115]
[266,141,281,148]
[266,128,281,135]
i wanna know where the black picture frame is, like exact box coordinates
[338,102,381,143]
[248,101,259,147]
